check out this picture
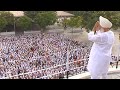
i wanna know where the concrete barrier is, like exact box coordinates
[68,67,120,79]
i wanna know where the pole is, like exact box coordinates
[14,17,16,32]
[116,43,120,69]
[66,44,70,79]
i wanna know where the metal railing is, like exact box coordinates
[1,59,87,79]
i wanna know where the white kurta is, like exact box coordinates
[87,30,115,77]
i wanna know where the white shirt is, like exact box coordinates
[87,30,115,76]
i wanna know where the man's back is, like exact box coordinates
[93,30,115,56]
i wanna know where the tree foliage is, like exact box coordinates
[0,11,14,32]
[35,11,57,31]
[62,18,69,29]
[61,16,83,33]
[69,16,83,28]
[0,11,14,25]
[16,16,32,30]
[0,17,7,32]
[24,11,43,20]
[24,11,50,20]
[67,11,120,31]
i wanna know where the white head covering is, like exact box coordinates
[99,16,112,28]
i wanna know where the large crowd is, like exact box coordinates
[0,32,118,79]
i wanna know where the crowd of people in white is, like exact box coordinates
[0,32,118,79]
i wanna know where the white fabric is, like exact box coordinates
[99,16,112,28]
[87,30,115,78]
[91,73,107,79]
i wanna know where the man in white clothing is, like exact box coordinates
[87,16,115,79]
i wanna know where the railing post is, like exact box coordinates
[116,61,119,69]
[66,47,69,79]
[14,17,16,32]
[116,44,120,69]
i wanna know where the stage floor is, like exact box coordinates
[68,65,120,79]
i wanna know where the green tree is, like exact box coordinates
[0,11,14,32]
[67,11,120,31]
[0,11,14,25]
[111,13,120,30]
[62,18,69,30]
[91,11,120,30]
[24,11,47,20]
[35,11,57,32]
[0,17,7,32]
[16,16,32,30]
[15,16,32,36]
[67,16,83,32]
[67,11,94,31]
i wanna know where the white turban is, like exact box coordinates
[99,16,112,28]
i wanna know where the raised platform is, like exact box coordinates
[68,67,120,79]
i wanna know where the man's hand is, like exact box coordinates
[92,21,99,34]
